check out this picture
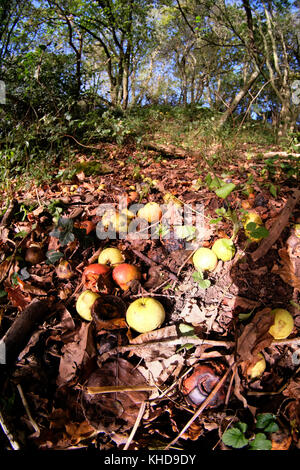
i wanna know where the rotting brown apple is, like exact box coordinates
[112,263,141,291]
[82,263,111,292]
[25,244,45,265]
[181,364,226,408]
[56,260,74,279]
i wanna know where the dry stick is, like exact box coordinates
[16,384,40,436]
[123,401,146,451]
[85,384,156,395]
[164,364,234,450]
[0,410,20,450]
[251,189,300,263]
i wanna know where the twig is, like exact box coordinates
[0,410,20,450]
[17,384,40,436]
[123,401,146,450]
[164,364,234,450]
[84,384,156,394]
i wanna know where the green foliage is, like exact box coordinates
[192,271,211,289]
[49,217,75,247]
[222,414,278,450]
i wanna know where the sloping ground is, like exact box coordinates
[0,141,299,451]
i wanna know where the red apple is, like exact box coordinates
[82,263,111,292]
[112,263,141,291]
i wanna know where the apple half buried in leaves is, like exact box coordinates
[76,290,100,321]
[126,297,166,333]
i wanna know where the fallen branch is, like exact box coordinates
[142,141,202,159]
[251,189,300,262]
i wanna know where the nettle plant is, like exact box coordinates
[222,413,279,450]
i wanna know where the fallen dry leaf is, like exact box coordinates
[81,358,150,432]
[237,308,274,368]
[57,322,94,387]
[277,246,300,290]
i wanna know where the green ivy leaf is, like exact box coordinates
[249,433,272,450]
[222,427,249,448]
[246,222,269,239]
[215,183,236,199]
[46,250,64,264]
[256,413,279,432]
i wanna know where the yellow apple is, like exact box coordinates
[193,247,218,272]
[212,238,235,262]
[247,353,266,379]
[98,247,124,266]
[243,211,264,241]
[268,309,294,339]
[126,297,166,333]
[138,202,162,223]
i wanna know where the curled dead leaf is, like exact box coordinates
[237,308,273,371]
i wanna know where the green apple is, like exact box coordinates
[126,297,166,333]
[76,290,100,321]
[193,247,218,272]
[212,238,235,262]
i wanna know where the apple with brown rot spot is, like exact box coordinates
[112,263,141,290]
[82,263,111,291]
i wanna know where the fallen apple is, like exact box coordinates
[110,212,129,232]
[98,247,124,266]
[268,308,294,339]
[112,263,141,290]
[82,263,111,291]
[212,238,235,262]
[76,290,100,321]
[138,202,162,223]
[193,247,218,272]
[79,220,96,235]
[56,260,74,279]
[247,353,266,379]
[126,297,165,333]
[25,244,45,265]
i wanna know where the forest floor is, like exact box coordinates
[0,136,299,451]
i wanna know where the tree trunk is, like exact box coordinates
[217,67,260,128]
